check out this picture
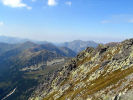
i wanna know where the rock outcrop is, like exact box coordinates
[29,39,133,100]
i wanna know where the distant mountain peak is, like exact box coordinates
[58,40,99,53]
[0,35,29,44]
[22,41,37,46]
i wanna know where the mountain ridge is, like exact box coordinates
[29,38,133,100]
[0,41,76,100]
[58,40,99,53]
[0,36,99,53]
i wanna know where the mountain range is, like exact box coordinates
[0,41,76,100]
[0,36,29,44]
[30,38,133,100]
[1,38,133,100]
[0,36,99,53]
[0,36,100,100]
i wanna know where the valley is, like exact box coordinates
[0,41,75,100]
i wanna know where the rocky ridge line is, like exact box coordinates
[29,38,133,100]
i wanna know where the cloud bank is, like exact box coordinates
[1,0,32,9]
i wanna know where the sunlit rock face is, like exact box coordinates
[29,38,133,100]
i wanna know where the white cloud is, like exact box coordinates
[48,0,57,6]
[0,22,4,26]
[101,15,133,24]
[1,0,32,10]
[128,19,133,23]
[65,1,72,6]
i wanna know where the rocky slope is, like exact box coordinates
[30,38,133,100]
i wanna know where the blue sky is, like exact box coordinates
[0,0,133,43]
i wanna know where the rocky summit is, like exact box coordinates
[29,38,133,100]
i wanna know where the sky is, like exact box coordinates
[0,0,133,43]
